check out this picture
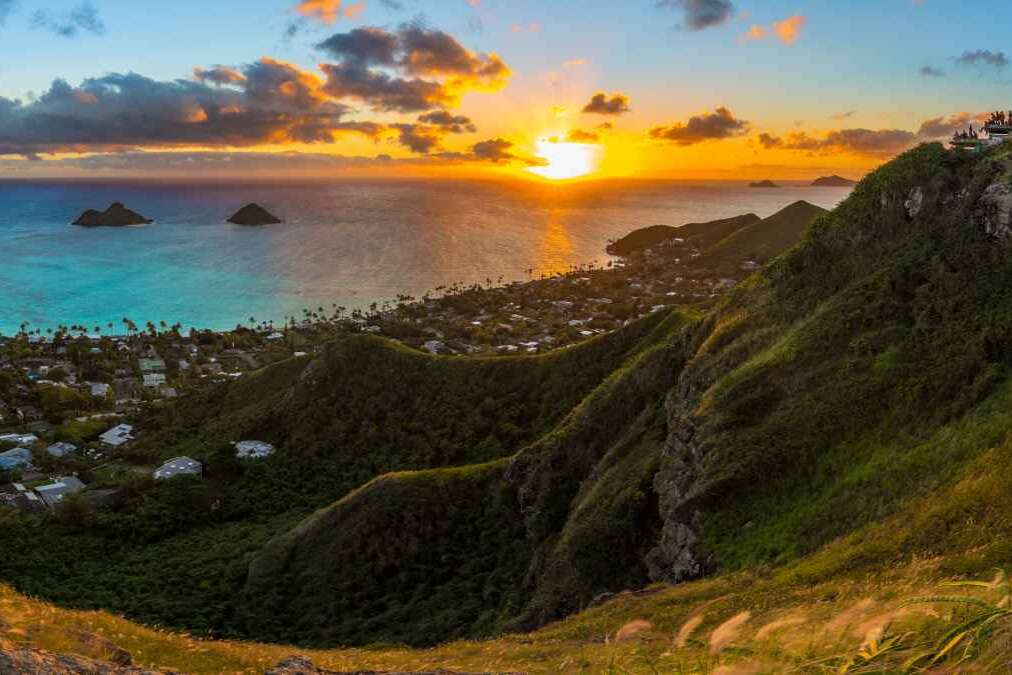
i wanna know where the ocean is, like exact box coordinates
[0,178,852,334]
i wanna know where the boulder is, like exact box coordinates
[227,203,282,226]
[73,203,152,227]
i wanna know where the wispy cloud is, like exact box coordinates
[31,1,104,38]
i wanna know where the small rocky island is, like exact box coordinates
[749,180,780,188]
[228,203,282,226]
[72,203,152,227]
[811,175,857,187]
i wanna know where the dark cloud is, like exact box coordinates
[379,0,403,8]
[391,111,477,154]
[920,65,945,78]
[582,92,630,115]
[649,107,748,145]
[317,27,400,67]
[0,59,398,157]
[757,128,917,157]
[565,129,599,143]
[656,0,734,31]
[31,1,104,37]
[467,137,544,166]
[320,64,452,112]
[831,111,856,120]
[417,109,476,133]
[954,49,1009,69]
[316,25,510,112]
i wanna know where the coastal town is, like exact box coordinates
[0,199,827,516]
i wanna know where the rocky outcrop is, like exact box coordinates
[266,655,522,675]
[73,203,152,227]
[975,182,1012,239]
[0,639,173,674]
[227,203,282,226]
[904,186,924,219]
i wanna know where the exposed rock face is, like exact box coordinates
[73,203,152,227]
[975,182,1012,239]
[266,655,522,675]
[904,187,924,219]
[227,203,282,226]
[0,639,174,674]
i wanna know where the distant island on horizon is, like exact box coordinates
[810,174,858,187]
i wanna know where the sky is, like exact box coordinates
[0,0,1009,180]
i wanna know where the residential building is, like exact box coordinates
[99,424,134,447]
[46,442,77,458]
[35,476,86,507]
[234,440,275,460]
[0,447,33,471]
[153,457,202,480]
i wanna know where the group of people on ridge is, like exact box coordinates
[952,111,1012,141]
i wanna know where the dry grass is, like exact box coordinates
[1,555,1006,674]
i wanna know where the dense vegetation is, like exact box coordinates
[6,142,1012,664]
[0,308,676,642]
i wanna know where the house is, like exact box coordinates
[0,447,33,471]
[34,476,86,507]
[0,433,38,446]
[99,424,134,447]
[142,373,167,388]
[138,358,166,373]
[46,442,77,458]
[153,456,202,480]
[88,382,111,397]
[234,440,275,460]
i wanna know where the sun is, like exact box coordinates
[527,138,602,180]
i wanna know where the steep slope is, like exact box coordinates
[243,142,1012,647]
[0,309,676,642]
[688,199,827,274]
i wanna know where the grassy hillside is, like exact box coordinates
[0,308,677,643]
[689,199,827,274]
[237,142,1012,652]
[5,142,1012,672]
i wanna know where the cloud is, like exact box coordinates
[919,65,945,77]
[417,109,477,132]
[916,112,989,138]
[649,107,748,145]
[772,15,806,44]
[193,66,246,86]
[317,27,400,67]
[31,1,104,37]
[582,92,630,115]
[757,128,916,157]
[657,0,734,31]
[565,129,599,143]
[295,0,364,24]
[392,111,477,154]
[470,137,531,163]
[954,49,1009,69]
[0,59,395,157]
[831,111,856,120]
[317,25,510,112]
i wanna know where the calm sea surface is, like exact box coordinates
[0,179,852,334]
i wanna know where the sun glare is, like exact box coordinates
[527,138,601,180]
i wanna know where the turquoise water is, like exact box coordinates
[0,179,852,334]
